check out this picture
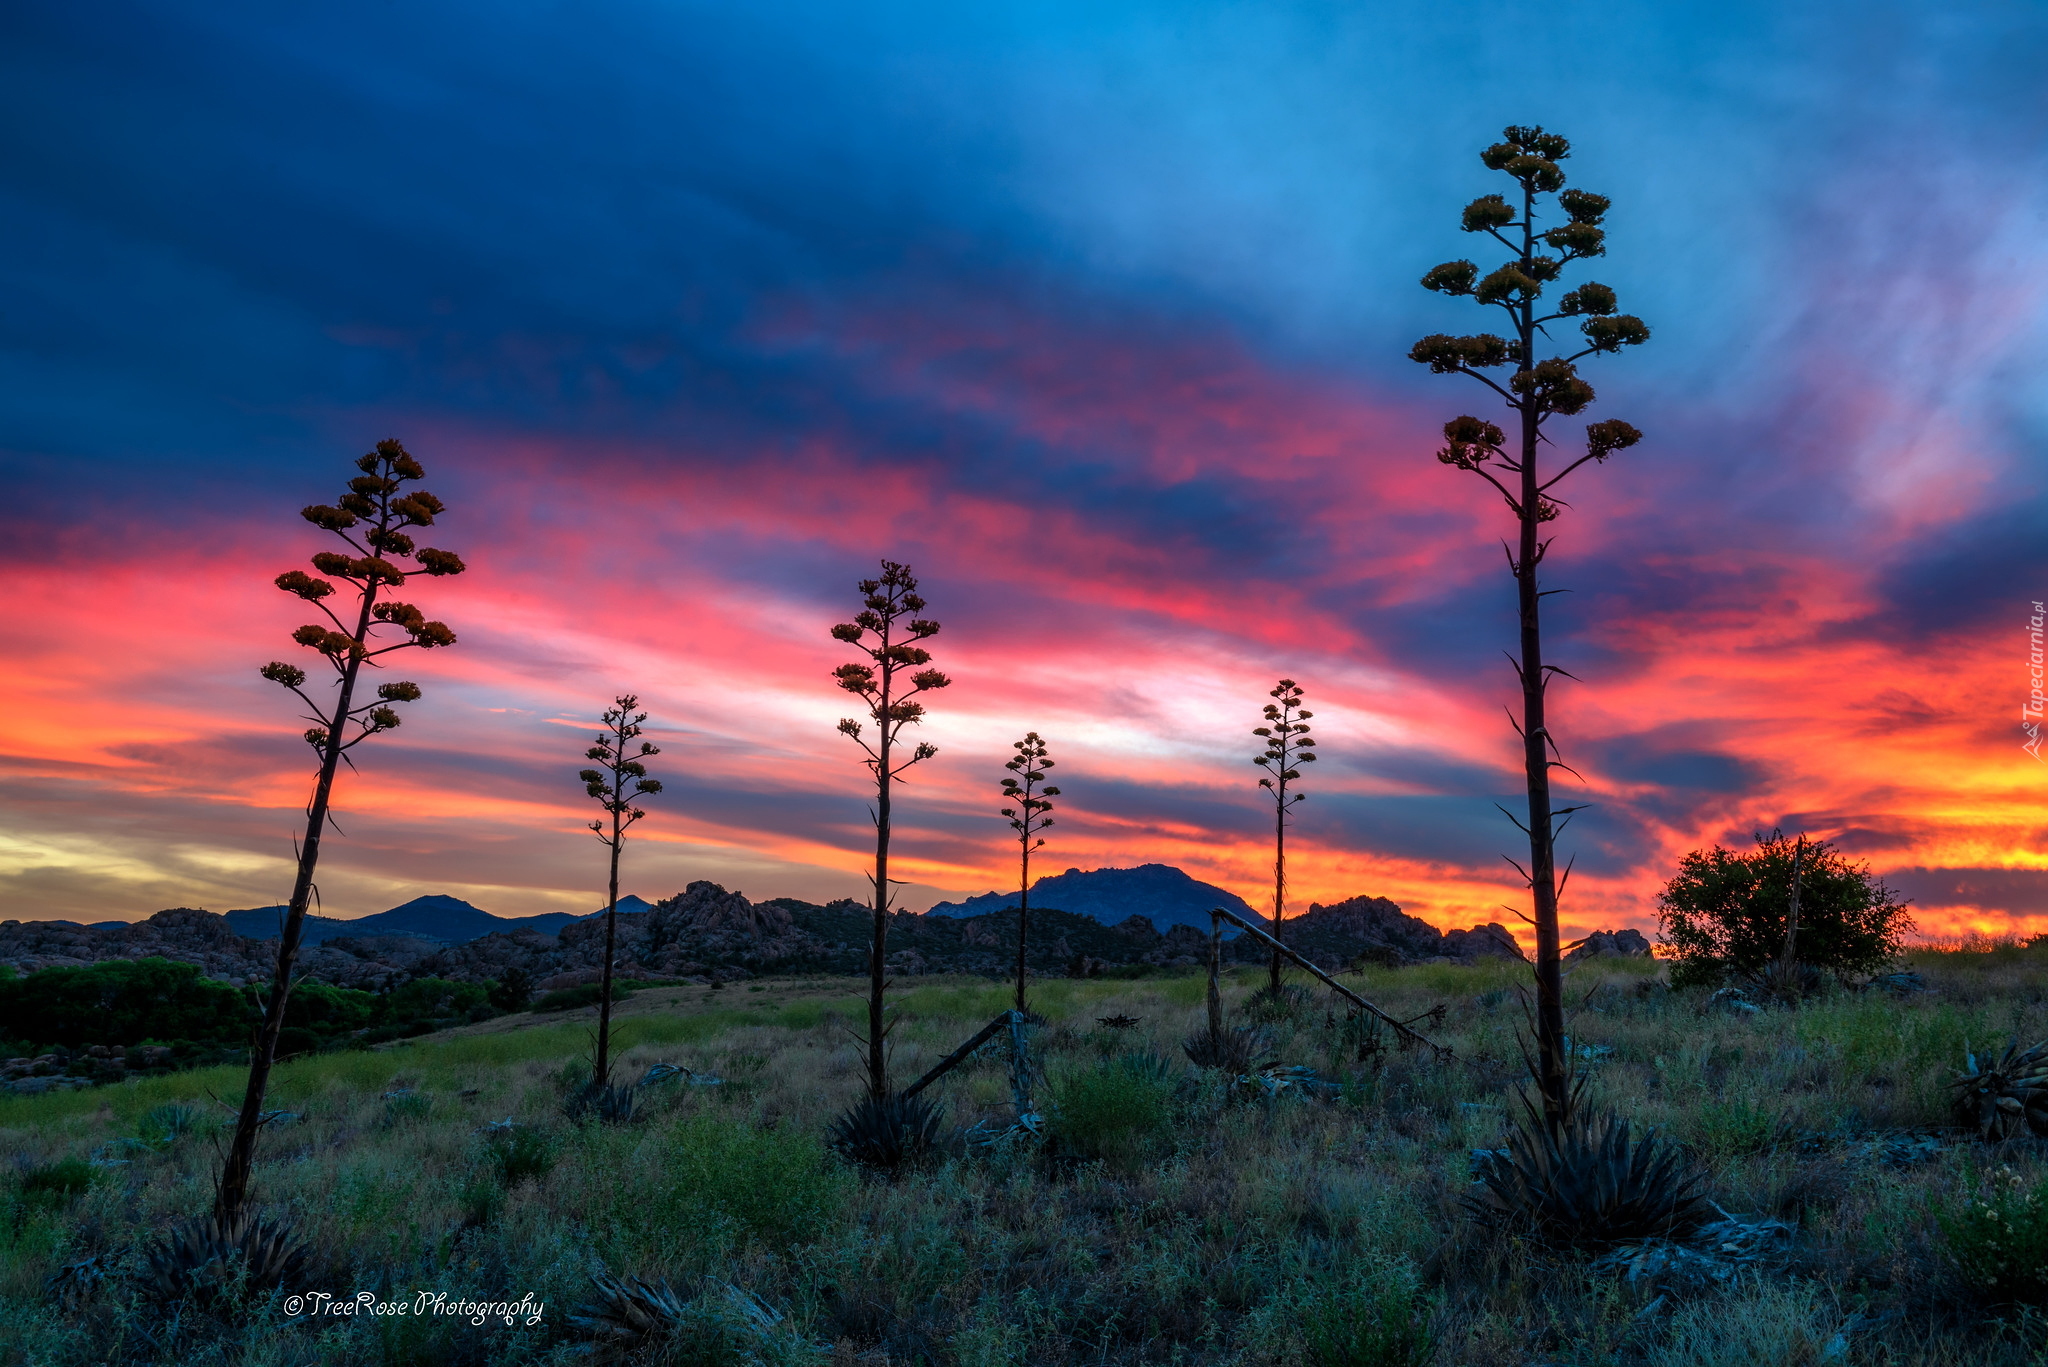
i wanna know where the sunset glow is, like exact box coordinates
[0,4,2042,944]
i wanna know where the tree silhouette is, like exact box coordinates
[999,732,1059,1013]
[579,694,663,1090]
[832,561,950,1100]
[1253,680,1316,995]
[220,438,464,1221]
[1657,831,1913,988]
[1410,125,1649,1133]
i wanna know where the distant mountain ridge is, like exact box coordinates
[925,864,1264,934]
[223,894,654,945]
[0,879,1537,990]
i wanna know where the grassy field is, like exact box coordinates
[4,949,2048,1365]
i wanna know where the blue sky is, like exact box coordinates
[0,1,2042,934]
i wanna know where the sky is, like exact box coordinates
[0,1,2044,944]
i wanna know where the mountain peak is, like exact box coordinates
[925,864,1261,934]
[224,893,647,945]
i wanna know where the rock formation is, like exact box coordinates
[2,883,1555,990]
[1563,928,1653,962]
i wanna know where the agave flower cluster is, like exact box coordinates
[259,438,465,753]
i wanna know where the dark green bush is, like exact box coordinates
[381,976,492,1024]
[534,982,635,1013]
[0,957,248,1050]
[484,1125,560,1186]
[1050,1052,1178,1163]
[15,1157,101,1211]
[488,967,534,1012]
[1656,832,1913,986]
[274,1026,323,1057]
[1297,1260,1436,1367]
[650,1115,849,1249]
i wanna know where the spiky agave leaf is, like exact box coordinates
[138,1210,312,1310]
[1182,1024,1274,1074]
[1950,1038,2048,1141]
[44,1254,110,1310]
[826,1092,944,1171]
[1464,1108,1713,1250]
[569,1272,691,1356]
[564,1080,638,1126]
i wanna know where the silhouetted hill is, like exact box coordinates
[224,893,654,945]
[0,885,1527,993]
[223,906,353,943]
[926,864,1264,934]
[580,894,654,920]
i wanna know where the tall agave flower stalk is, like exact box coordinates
[220,439,463,1222]
[832,561,949,1100]
[1411,125,1650,1133]
[1252,680,1315,995]
[998,732,1058,1014]
[578,695,663,1089]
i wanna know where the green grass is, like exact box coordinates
[1,953,2044,1364]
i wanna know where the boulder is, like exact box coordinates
[1273,894,1446,968]
[1443,922,1527,962]
[1563,929,1653,962]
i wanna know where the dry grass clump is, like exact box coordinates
[0,947,2045,1363]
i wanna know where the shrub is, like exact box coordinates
[14,1157,100,1210]
[282,979,377,1037]
[534,982,636,1013]
[1297,1260,1436,1367]
[565,1081,638,1126]
[382,1091,434,1126]
[1656,832,1913,987]
[1182,1023,1274,1074]
[0,957,248,1050]
[1939,1167,2048,1306]
[488,967,534,1012]
[615,1114,849,1252]
[274,1026,323,1057]
[137,1103,211,1149]
[381,976,493,1025]
[1689,1098,1783,1157]
[1050,1052,1177,1163]
[483,1125,560,1186]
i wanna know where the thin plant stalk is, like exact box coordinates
[999,732,1059,1014]
[1411,126,1649,1131]
[833,561,949,1099]
[221,438,464,1221]
[578,695,663,1088]
[1253,680,1315,995]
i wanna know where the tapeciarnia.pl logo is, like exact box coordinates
[2025,599,2044,762]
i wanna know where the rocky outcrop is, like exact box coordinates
[927,864,1264,934]
[1256,897,1526,969]
[3,884,1542,989]
[1442,922,1527,962]
[0,908,426,988]
[1564,928,1653,962]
